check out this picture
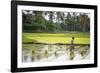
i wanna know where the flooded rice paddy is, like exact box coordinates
[22,44,90,62]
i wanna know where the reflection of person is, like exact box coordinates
[70,36,75,60]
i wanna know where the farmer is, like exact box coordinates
[70,36,75,60]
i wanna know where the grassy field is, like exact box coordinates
[22,32,90,45]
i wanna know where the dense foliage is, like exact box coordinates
[22,10,90,33]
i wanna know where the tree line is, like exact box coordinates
[22,10,90,33]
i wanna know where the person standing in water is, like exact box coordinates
[70,36,75,60]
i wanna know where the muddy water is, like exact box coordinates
[22,44,90,62]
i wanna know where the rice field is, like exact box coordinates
[22,44,90,62]
[22,32,90,44]
[22,32,90,62]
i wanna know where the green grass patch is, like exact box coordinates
[22,32,90,44]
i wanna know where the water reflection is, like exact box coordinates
[22,44,90,62]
